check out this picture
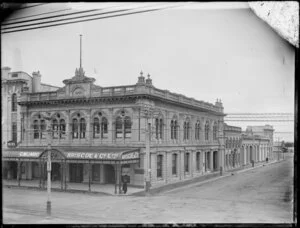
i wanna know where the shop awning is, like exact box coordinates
[2,147,140,164]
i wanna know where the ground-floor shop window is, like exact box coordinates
[196,152,200,171]
[172,153,177,175]
[157,155,163,178]
[184,153,190,173]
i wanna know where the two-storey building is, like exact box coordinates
[3,63,226,192]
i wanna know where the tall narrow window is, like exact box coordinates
[213,122,218,140]
[172,153,177,175]
[40,120,46,139]
[159,119,163,139]
[186,122,190,140]
[33,120,39,139]
[52,119,58,139]
[72,119,78,139]
[11,93,17,112]
[80,118,86,138]
[185,152,190,172]
[205,121,209,141]
[184,122,187,140]
[101,117,108,138]
[155,118,159,139]
[59,119,66,138]
[124,116,131,138]
[196,152,200,171]
[174,120,177,139]
[157,155,163,178]
[93,117,100,138]
[12,122,17,142]
[116,117,123,138]
[171,120,174,139]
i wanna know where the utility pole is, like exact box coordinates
[44,113,53,216]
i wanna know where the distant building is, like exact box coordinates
[1,67,59,149]
[224,124,242,170]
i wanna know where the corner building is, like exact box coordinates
[3,64,226,191]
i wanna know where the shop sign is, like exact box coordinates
[19,152,40,157]
[121,151,139,160]
[7,141,17,148]
[66,152,121,160]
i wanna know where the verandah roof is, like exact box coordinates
[2,147,140,164]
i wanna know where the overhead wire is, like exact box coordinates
[1,3,190,34]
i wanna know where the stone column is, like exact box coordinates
[100,164,105,184]
[180,151,184,180]
[190,151,193,177]
[164,151,168,183]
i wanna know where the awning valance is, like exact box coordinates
[2,147,140,163]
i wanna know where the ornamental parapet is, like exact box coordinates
[19,84,224,114]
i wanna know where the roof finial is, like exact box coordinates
[80,34,82,69]
[140,71,143,76]
[147,73,150,79]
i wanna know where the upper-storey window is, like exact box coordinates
[183,120,190,140]
[115,115,132,139]
[52,119,59,139]
[124,116,131,138]
[155,117,163,140]
[213,122,218,141]
[12,93,17,112]
[33,119,46,139]
[12,122,17,142]
[79,118,86,138]
[205,121,210,141]
[171,119,178,140]
[59,119,66,138]
[93,117,100,138]
[101,117,108,138]
[72,119,79,139]
[195,121,200,140]
[34,120,39,139]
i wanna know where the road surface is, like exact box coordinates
[3,155,294,224]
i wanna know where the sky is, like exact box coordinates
[1,2,295,142]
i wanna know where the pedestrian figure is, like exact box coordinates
[123,182,127,194]
[266,157,268,163]
[122,174,129,194]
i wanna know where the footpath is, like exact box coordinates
[4,159,285,197]
[130,159,285,196]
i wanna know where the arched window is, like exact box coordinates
[205,121,209,141]
[159,119,163,139]
[171,119,177,140]
[213,122,218,141]
[172,153,177,175]
[195,121,200,140]
[186,121,190,140]
[93,117,100,138]
[171,120,174,139]
[33,120,39,139]
[80,118,86,138]
[174,120,178,139]
[72,119,78,139]
[12,93,17,112]
[184,122,187,140]
[116,116,123,138]
[155,118,163,140]
[52,119,58,139]
[101,117,108,138]
[59,119,66,138]
[40,120,46,139]
[124,116,131,138]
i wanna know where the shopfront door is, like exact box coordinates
[69,163,83,183]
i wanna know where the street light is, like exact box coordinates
[44,113,53,216]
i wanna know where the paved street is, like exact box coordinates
[3,155,294,224]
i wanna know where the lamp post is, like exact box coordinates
[44,114,53,216]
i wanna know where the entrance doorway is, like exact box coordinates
[32,162,40,179]
[7,161,18,180]
[92,164,100,182]
[104,164,115,184]
[213,151,218,171]
[69,163,83,183]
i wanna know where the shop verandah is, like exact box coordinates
[2,147,142,195]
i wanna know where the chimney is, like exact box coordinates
[1,67,11,80]
[136,71,146,85]
[32,71,41,92]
